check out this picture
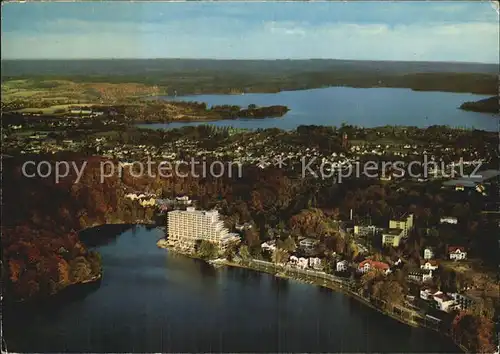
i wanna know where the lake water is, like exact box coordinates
[3,225,461,353]
[137,87,497,132]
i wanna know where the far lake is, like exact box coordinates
[3,225,461,353]
[137,87,497,132]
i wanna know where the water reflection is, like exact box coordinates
[80,224,134,247]
[3,226,462,353]
[270,276,289,294]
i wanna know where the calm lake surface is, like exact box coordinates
[4,225,462,353]
[137,87,497,132]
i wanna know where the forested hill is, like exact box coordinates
[3,59,498,76]
[2,59,497,95]
[460,96,499,114]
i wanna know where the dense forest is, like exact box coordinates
[460,96,499,114]
[2,59,497,95]
[3,134,498,301]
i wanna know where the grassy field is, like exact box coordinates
[14,103,96,114]
[1,78,163,114]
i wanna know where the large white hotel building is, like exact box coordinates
[167,207,241,252]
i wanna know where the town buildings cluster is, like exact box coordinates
[3,123,492,189]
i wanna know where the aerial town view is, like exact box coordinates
[1,1,499,353]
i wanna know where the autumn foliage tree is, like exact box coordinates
[452,311,496,353]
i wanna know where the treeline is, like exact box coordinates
[2,156,124,301]
[452,311,497,353]
[3,59,497,95]
[210,104,289,119]
[3,226,101,301]
[75,101,290,123]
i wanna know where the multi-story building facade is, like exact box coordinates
[381,228,404,247]
[353,225,377,237]
[389,213,414,237]
[450,293,477,311]
[167,207,240,252]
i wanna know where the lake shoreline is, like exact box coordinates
[134,115,285,125]
[148,83,497,98]
[157,242,467,353]
[139,87,496,132]
[4,225,466,353]
[6,221,157,305]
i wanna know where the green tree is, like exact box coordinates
[243,228,260,247]
[470,297,496,320]
[197,240,218,260]
[238,245,251,263]
[360,269,384,293]
[323,258,334,274]
[69,256,92,283]
[87,251,102,276]
[282,236,297,253]
[452,312,496,353]
[372,279,405,307]
[272,248,289,265]
[223,247,236,262]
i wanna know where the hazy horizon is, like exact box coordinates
[1,58,498,65]
[2,2,499,64]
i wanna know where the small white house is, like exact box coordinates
[299,238,319,252]
[440,217,458,224]
[297,257,308,269]
[433,293,457,312]
[448,246,467,261]
[308,257,322,270]
[125,193,139,200]
[235,223,253,231]
[423,247,435,260]
[408,269,433,283]
[261,241,277,252]
[336,260,349,272]
[420,260,439,271]
[420,288,438,300]
[175,196,192,205]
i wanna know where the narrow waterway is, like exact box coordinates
[3,225,462,353]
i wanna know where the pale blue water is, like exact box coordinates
[137,87,497,131]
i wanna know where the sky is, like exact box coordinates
[2,1,499,63]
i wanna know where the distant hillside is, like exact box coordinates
[2,59,498,76]
[1,59,498,95]
[460,96,499,114]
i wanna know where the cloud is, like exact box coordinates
[2,18,498,63]
[265,21,307,36]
